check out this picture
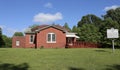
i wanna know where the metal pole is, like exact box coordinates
[112,39,115,52]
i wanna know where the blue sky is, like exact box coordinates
[0,0,120,37]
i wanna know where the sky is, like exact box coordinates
[0,0,120,37]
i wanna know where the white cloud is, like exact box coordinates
[6,28,17,34]
[104,5,120,11]
[33,12,63,23]
[0,25,6,29]
[44,2,53,8]
[0,25,18,37]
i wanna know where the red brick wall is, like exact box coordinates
[12,36,25,48]
[12,27,66,48]
[25,34,35,48]
[36,27,66,48]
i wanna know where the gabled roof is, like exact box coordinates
[25,24,68,33]
[36,25,67,32]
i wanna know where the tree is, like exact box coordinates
[0,28,5,47]
[101,7,120,47]
[79,24,102,43]
[99,18,120,47]
[72,25,80,34]
[77,14,102,43]
[72,25,78,32]
[29,24,40,29]
[76,9,120,47]
[104,7,120,24]
[63,23,71,32]
[13,32,24,36]
[2,35,12,48]
[78,14,102,27]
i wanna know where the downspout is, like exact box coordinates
[35,32,37,49]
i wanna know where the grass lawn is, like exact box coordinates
[0,48,120,70]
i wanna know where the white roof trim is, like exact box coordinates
[66,33,80,38]
[75,36,80,38]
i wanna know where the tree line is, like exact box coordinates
[70,7,120,48]
[0,28,12,48]
[0,7,120,48]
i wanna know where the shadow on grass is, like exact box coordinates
[105,64,120,70]
[69,67,85,70]
[0,63,29,70]
[94,50,111,53]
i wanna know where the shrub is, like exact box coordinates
[55,47,60,49]
[40,46,44,49]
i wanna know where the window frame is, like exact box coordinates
[47,33,56,43]
[29,35,34,44]
[16,40,20,46]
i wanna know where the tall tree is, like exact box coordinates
[79,24,102,43]
[78,14,102,27]
[100,18,120,47]
[104,7,120,24]
[63,23,71,32]
[72,25,78,32]
[13,32,24,36]
[2,35,12,48]
[72,25,80,36]
[101,7,120,47]
[0,28,5,47]
[29,24,40,29]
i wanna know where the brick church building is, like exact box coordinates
[12,24,79,48]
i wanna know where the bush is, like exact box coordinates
[40,46,44,49]
[55,47,59,49]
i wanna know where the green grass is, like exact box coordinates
[0,48,120,70]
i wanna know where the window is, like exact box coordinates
[52,34,55,41]
[48,34,51,42]
[16,41,20,46]
[30,35,34,43]
[47,33,56,43]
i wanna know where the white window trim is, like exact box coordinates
[16,41,20,46]
[29,35,34,44]
[47,33,56,43]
